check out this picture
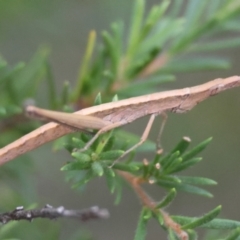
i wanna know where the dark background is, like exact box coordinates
[0,1,240,239]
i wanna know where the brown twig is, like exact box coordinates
[1,76,239,166]
[0,205,109,224]
[117,170,188,240]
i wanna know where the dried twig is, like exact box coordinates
[1,76,240,166]
[118,170,188,240]
[0,205,109,224]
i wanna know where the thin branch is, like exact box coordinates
[0,205,109,224]
[0,75,239,166]
[117,169,188,240]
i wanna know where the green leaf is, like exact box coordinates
[101,31,118,75]
[170,1,240,55]
[0,58,7,75]
[72,170,94,189]
[9,47,50,103]
[114,177,123,205]
[173,216,240,230]
[162,57,230,73]
[170,137,191,155]
[140,18,184,56]
[94,92,102,105]
[0,221,19,238]
[0,61,25,85]
[181,205,222,229]
[134,208,150,240]
[155,188,176,209]
[0,107,6,116]
[215,1,240,21]
[104,167,116,193]
[157,179,213,198]
[190,38,240,52]
[168,229,179,240]
[80,132,93,143]
[167,157,202,174]
[71,152,91,162]
[61,157,91,171]
[112,162,140,172]
[178,176,217,186]
[184,0,208,33]
[205,1,221,20]
[150,154,162,170]
[45,59,57,108]
[118,74,175,97]
[176,183,213,198]
[222,20,240,31]
[204,219,240,230]
[112,94,119,102]
[99,150,125,161]
[161,151,180,169]
[163,157,182,174]
[95,131,113,154]
[127,0,145,58]
[186,229,198,240]
[102,70,114,83]
[0,105,22,118]
[101,134,115,151]
[154,212,164,225]
[91,161,104,176]
[158,175,182,184]
[139,0,170,41]
[110,21,123,77]
[182,138,212,162]
[128,46,162,78]
[225,228,240,240]
[60,81,70,106]
[63,137,86,152]
[73,31,96,99]
[170,21,213,54]
[142,159,152,177]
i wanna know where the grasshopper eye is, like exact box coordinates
[25,106,35,117]
[25,106,45,121]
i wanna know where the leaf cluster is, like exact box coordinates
[62,127,240,239]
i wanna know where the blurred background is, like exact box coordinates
[0,0,240,239]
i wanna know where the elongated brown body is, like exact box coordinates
[26,106,111,131]
[0,76,239,165]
